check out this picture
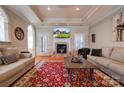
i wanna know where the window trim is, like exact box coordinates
[0,41,11,44]
[0,7,10,43]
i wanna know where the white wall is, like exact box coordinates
[89,10,124,48]
[0,7,31,51]
[36,26,89,56]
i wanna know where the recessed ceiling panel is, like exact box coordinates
[36,5,94,18]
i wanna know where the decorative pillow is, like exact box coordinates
[0,57,3,65]
[20,53,32,58]
[0,54,18,64]
[110,47,124,63]
[2,47,20,59]
[0,51,3,57]
[21,51,30,53]
[0,51,3,65]
[91,49,102,57]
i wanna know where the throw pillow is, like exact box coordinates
[21,51,30,53]
[1,54,18,64]
[0,51,3,65]
[91,49,102,57]
[20,53,32,58]
[2,47,20,59]
[0,57,3,65]
[0,51,3,57]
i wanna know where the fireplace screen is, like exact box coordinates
[57,44,67,54]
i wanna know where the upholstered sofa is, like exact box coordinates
[0,47,35,87]
[87,47,124,84]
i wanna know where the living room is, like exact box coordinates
[0,3,124,89]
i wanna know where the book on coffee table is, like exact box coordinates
[71,57,82,63]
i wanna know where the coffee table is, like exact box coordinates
[64,57,95,81]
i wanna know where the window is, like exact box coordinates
[28,25,34,49]
[27,25,35,55]
[0,7,9,42]
[74,33,85,50]
[41,36,47,52]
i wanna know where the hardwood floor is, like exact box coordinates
[35,56,64,64]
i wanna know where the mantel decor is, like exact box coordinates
[15,27,24,40]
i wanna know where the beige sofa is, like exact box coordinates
[0,47,35,87]
[87,47,124,84]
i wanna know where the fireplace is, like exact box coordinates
[57,44,67,54]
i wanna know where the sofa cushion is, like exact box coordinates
[95,58,118,68]
[87,55,99,61]
[109,62,124,76]
[19,58,35,66]
[91,49,102,57]
[102,47,113,58]
[1,54,18,64]
[0,60,25,83]
[1,47,20,59]
[110,47,124,63]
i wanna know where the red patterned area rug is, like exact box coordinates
[12,62,123,87]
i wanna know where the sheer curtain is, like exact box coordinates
[74,33,85,50]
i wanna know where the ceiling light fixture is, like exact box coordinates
[47,7,51,11]
[76,7,79,11]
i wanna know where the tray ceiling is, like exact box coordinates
[4,5,124,27]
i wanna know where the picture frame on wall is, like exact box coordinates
[15,27,24,40]
[112,12,124,42]
[91,34,96,43]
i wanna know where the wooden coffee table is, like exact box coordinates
[64,57,95,81]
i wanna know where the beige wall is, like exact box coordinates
[0,7,31,51]
[36,26,89,56]
[89,10,124,48]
